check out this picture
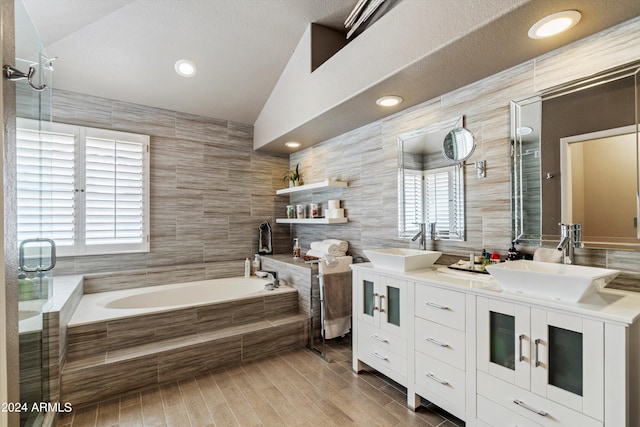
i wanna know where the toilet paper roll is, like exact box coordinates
[326,208,344,219]
[328,200,341,209]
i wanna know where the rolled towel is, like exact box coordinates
[323,239,348,253]
[533,247,563,263]
[310,240,346,256]
[307,248,346,258]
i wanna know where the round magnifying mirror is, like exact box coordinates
[442,127,475,162]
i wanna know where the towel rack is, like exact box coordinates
[305,259,332,362]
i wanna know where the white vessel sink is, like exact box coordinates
[485,260,620,302]
[364,248,442,272]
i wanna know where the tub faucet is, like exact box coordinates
[557,223,582,264]
[257,270,279,288]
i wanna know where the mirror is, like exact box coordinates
[443,127,475,162]
[398,115,467,241]
[511,61,640,249]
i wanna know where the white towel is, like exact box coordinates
[323,239,348,253]
[533,248,563,263]
[310,240,347,256]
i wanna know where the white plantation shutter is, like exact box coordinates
[16,119,149,256]
[401,170,423,235]
[425,165,464,239]
[16,120,76,250]
[84,129,148,254]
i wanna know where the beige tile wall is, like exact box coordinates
[288,17,640,289]
[17,89,292,289]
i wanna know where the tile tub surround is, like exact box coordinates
[286,16,640,291]
[16,85,292,280]
[60,280,305,406]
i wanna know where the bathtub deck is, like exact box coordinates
[61,288,307,406]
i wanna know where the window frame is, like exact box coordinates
[16,118,150,257]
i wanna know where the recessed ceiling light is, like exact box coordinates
[528,10,581,39]
[376,95,403,107]
[284,141,301,148]
[175,59,197,77]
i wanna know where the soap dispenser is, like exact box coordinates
[244,258,251,277]
[293,238,301,259]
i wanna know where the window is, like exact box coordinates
[17,119,150,256]
[398,164,465,240]
[399,169,423,236]
[425,165,463,239]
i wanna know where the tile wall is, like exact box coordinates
[17,89,292,290]
[288,17,640,290]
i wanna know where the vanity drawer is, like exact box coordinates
[477,372,602,427]
[477,394,542,427]
[414,317,465,370]
[415,284,466,331]
[415,351,465,419]
[358,329,407,382]
[357,321,408,359]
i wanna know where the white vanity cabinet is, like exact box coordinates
[352,269,409,386]
[477,296,609,426]
[351,263,640,426]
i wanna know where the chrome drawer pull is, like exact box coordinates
[425,301,449,310]
[518,334,525,362]
[425,337,449,347]
[425,373,449,385]
[373,292,379,311]
[371,351,388,361]
[513,399,548,416]
[371,334,389,343]
[380,294,386,313]
[534,338,542,367]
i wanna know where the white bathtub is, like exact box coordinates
[69,276,293,326]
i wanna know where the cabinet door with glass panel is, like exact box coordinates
[355,271,407,338]
[477,296,604,421]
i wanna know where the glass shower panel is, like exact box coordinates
[15,0,54,425]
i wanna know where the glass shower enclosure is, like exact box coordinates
[14,0,55,425]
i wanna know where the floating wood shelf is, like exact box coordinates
[275,178,348,195]
[275,218,348,225]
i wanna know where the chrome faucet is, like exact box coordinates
[257,270,279,288]
[557,223,582,264]
[411,223,427,250]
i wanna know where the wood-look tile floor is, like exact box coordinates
[56,337,464,427]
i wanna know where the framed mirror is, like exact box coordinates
[511,61,640,249]
[398,115,467,241]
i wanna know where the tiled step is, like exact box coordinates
[61,313,308,406]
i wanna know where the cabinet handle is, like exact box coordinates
[380,295,386,313]
[513,399,548,416]
[371,334,389,343]
[518,334,525,362]
[425,301,449,310]
[371,351,388,361]
[373,293,379,311]
[534,338,542,367]
[425,337,449,348]
[425,372,449,385]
